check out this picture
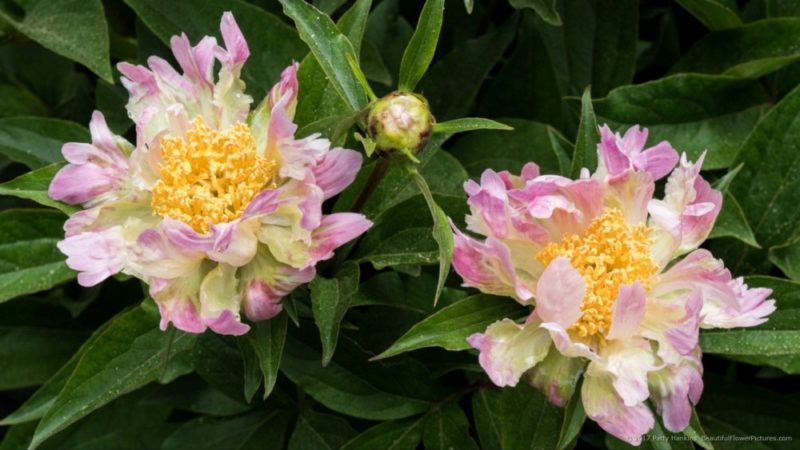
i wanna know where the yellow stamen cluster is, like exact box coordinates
[151,117,276,233]
[536,208,657,341]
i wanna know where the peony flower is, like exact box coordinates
[452,124,775,445]
[48,12,371,336]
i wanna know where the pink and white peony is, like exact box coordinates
[452,124,775,445]
[49,12,371,336]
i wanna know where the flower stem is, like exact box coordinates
[351,157,390,213]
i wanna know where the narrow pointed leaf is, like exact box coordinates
[0,0,112,81]
[0,209,74,303]
[432,118,513,134]
[279,0,369,111]
[280,336,430,420]
[675,0,742,31]
[374,294,525,360]
[29,303,196,449]
[311,262,359,365]
[245,313,288,399]
[409,168,453,306]
[0,117,87,169]
[398,0,444,92]
[570,87,599,177]
[0,164,76,215]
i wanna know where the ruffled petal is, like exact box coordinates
[198,264,249,335]
[648,153,722,257]
[654,249,775,329]
[151,280,206,334]
[57,226,127,286]
[309,213,372,265]
[607,282,646,341]
[239,247,314,322]
[596,124,678,182]
[218,11,249,67]
[311,149,363,200]
[540,322,601,361]
[130,228,203,280]
[648,352,704,433]
[534,256,585,328]
[117,12,252,145]
[49,112,130,206]
[598,338,659,407]
[452,224,534,302]
[525,347,586,407]
[467,317,552,387]
[604,170,655,225]
[582,368,655,446]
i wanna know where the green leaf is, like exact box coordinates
[698,276,800,373]
[471,383,563,450]
[6,391,174,450]
[314,0,350,15]
[29,303,197,449]
[671,19,800,78]
[192,333,246,403]
[0,306,124,426]
[419,19,516,120]
[508,0,562,26]
[708,192,761,248]
[471,389,502,450]
[245,313,288,400]
[729,84,800,249]
[398,0,444,92]
[311,262,360,365]
[342,417,424,450]
[0,326,85,390]
[409,169,454,306]
[95,79,132,135]
[288,410,358,450]
[294,0,373,127]
[682,409,714,450]
[423,402,479,450]
[0,164,77,215]
[463,0,474,14]
[374,294,525,360]
[595,74,768,170]
[697,375,800,449]
[0,209,75,304]
[0,0,112,81]
[0,117,87,169]
[556,379,586,449]
[675,0,742,31]
[450,118,571,178]
[0,84,47,117]
[280,335,431,420]
[238,334,262,403]
[162,411,293,450]
[432,118,513,134]
[700,330,800,357]
[278,0,369,111]
[769,239,800,280]
[125,0,306,100]
[571,87,600,177]
[480,0,638,128]
[362,0,413,81]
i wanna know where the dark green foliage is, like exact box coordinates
[1,1,800,449]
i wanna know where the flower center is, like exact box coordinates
[536,208,658,340]
[151,117,277,233]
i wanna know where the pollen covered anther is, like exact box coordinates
[536,208,658,340]
[151,117,276,233]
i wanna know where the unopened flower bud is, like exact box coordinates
[366,92,435,156]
